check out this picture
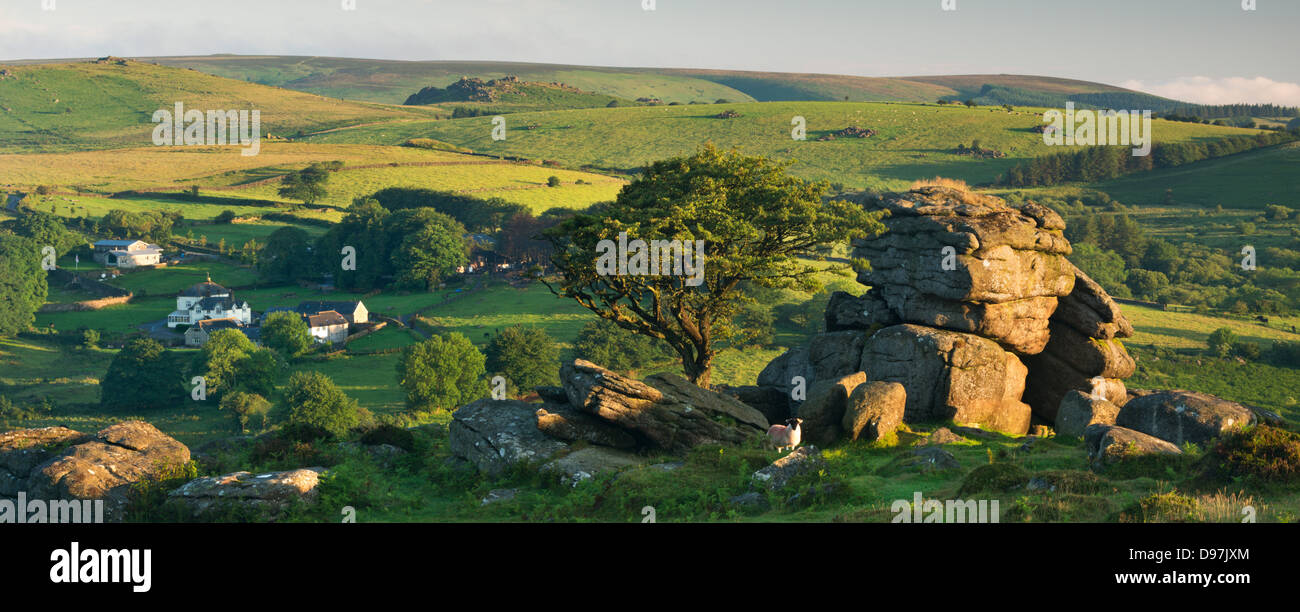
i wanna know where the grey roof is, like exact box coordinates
[296,300,364,316]
[307,311,348,328]
[192,318,243,332]
[194,296,247,311]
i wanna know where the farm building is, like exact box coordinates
[168,278,253,328]
[92,239,163,268]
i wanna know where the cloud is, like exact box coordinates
[1119,76,1300,107]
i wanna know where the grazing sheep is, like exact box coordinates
[767,418,803,452]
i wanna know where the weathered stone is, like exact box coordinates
[752,446,823,490]
[825,290,899,332]
[808,331,869,382]
[1084,424,1182,469]
[756,346,811,390]
[541,446,644,486]
[1052,262,1134,340]
[536,405,637,449]
[883,447,962,474]
[480,488,518,506]
[850,187,1075,305]
[1055,391,1120,438]
[449,399,569,475]
[729,491,771,513]
[876,286,1058,354]
[559,360,767,454]
[168,468,323,519]
[798,372,867,446]
[6,421,191,521]
[842,380,907,442]
[1022,322,1133,421]
[1116,390,1256,447]
[861,324,1032,435]
[913,427,971,446]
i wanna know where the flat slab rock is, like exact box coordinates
[1084,424,1182,469]
[1116,390,1255,447]
[169,468,324,519]
[0,421,190,521]
[752,446,823,490]
[541,446,645,487]
[449,399,570,475]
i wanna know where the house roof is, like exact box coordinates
[94,239,145,248]
[307,310,348,328]
[193,296,247,311]
[192,317,244,332]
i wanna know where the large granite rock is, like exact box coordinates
[847,187,1075,353]
[560,360,767,454]
[1,422,190,521]
[861,324,1032,435]
[1084,424,1183,469]
[808,331,869,382]
[842,380,907,442]
[535,405,637,449]
[825,290,899,332]
[1116,390,1256,447]
[449,399,570,475]
[541,446,644,486]
[752,446,823,490]
[1023,321,1134,421]
[797,372,867,446]
[1052,263,1135,340]
[168,468,324,520]
[1055,390,1119,438]
[718,385,790,426]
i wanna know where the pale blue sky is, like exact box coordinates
[3,0,1298,104]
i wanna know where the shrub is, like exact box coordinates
[1206,327,1237,357]
[359,424,416,452]
[221,391,271,433]
[1208,425,1300,483]
[547,176,561,187]
[277,371,361,439]
[484,326,559,393]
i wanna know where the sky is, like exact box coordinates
[2,0,1299,105]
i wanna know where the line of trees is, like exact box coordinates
[999,132,1297,187]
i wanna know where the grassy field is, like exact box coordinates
[0,60,442,153]
[1094,141,1300,209]
[305,101,1262,191]
[106,260,261,296]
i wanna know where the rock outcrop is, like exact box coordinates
[847,187,1075,354]
[1084,424,1183,469]
[861,324,1033,435]
[1115,390,1255,447]
[1055,390,1119,438]
[449,399,570,475]
[842,381,907,442]
[168,468,324,519]
[0,422,190,521]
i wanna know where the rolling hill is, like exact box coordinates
[302,100,1264,192]
[0,58,442,152]
[138,55,1179,110]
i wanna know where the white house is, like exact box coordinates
[305,310,349,345]
[92,239,163,268]
[167,278,252,328]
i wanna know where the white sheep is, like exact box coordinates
[767,417,803,452]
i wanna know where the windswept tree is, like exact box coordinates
[278,162,333,205]
[542,144,886,386]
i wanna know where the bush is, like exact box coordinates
[547,176,561,187]
[1206,327,1237,357]
[221,391,271,433]
[214,210,238,224]
[396,332,490,411]
[484,326,559,393]
[277,371,361,439]
[359,424,417,452]
[1208,425,1300,483]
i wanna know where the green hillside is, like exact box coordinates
[403,75,640,111]
[303,100,1264,191]
[141,55,1174,109]
[0,58,442,152]
[1093,141,1300,208]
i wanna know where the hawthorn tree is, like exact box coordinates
[542,144,885,386]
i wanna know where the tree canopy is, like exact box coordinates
[0,235,49,338]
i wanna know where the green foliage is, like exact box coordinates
[278,371,361,439]
[220,391,272,433]
[572,318,675,375]
[396,332,490,411]
[278,162,332,205]
[258,226,316,283]
[261,311,314,358]
[542,144,886,385]
[366,187,527,234]
[100,338,185,412]
[358,423,417,452]
[316,200,469,291]
[101,208,178,244]
[1068,243,1129,297]
[1206,327,1238,357]
[0,235,50,337]
[80,328,100,349]
[1208,425,1300,484]
[547,175,561,187]
[190,329,282,399]
[13,211,82,256]
[484,326,559,393]
[958,463,1031,497]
